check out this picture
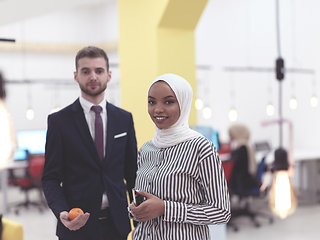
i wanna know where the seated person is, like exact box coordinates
[228,124,261,196]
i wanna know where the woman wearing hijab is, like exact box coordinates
[228,124,261,195]
[129,73,231,240]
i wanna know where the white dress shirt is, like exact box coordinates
[79,96,109,208]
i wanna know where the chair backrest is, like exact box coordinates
[230,157,265,195]
[28,155,45,183]
[222,160,234,185]
[256,157,266,182]
[254,141,271,158]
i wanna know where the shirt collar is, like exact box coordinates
[79,96,106,113]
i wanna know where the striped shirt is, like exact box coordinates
[133,136,231,240]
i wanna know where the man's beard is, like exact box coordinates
[79,82,107,97]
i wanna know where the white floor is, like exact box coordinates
[1,186,320,240]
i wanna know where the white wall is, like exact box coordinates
[0,1,120,130]
[195,0,320,151]
[0,0,319,152]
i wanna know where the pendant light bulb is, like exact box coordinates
[26,108,34,120]
[269,148,297,219]
[202,107,212,119]
[228,108,237,122]
[195,99,204,110]
[289,97,297,110]
[310,95,318,107]
[266,104,275,116]
[269,170,297,219]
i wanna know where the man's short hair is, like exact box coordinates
[75,46,109,71]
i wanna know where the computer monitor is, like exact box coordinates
[190,126,219,150]
[15,129,47,156]
[13,148,28,161]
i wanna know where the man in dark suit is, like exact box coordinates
[42,46,137,240]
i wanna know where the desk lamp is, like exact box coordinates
[268,1,297,218]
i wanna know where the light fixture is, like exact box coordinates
[310,95,318,107]
[269,60,298,219]
[195,99,204,110]
[310,78,318,107]
[228,73,237,122]
[269,149,297,219]
[228,108,237,122]
[269,0,297,219]
[202,106,212,119]
[266,103,275,116]
[26,108,34,120]
[289,97,297,109]
[289,0,298,111]
[26,84,34,120]
[266,73,275,116]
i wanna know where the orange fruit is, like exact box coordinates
[69,208,84,220]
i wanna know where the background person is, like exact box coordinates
[0,72,17,162]
[42,46,137,240]
[129,73,231,240]
[228,123,261,196]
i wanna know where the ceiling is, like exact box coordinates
[0,0,112,27]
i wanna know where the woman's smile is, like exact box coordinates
[148,81,180,129]
[154,116,168,123]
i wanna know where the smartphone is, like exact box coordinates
[132,189,146,206]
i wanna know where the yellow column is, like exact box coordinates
[118,0,208,148]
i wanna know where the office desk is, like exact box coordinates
[0,160,28,214]
[260,148,320,205]
[219,153,231,162]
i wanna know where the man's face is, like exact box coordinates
[74,57,111,102]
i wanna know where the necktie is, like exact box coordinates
[91,105,104,162]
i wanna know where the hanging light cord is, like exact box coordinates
[276,0,283,148]
[276,0,281,57]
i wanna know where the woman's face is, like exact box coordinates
[148,81,180,129]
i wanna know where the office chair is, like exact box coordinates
[221,159,239,231]
[8,153,46,214]
[229,157,273,228]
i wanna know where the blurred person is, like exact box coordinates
[41,46,138,240]
[0,72,17,162]
[228,123,261,196]
[128,73,231,240]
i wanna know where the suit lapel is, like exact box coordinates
[72,99,102,166]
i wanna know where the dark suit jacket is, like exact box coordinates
[41,99,137,239]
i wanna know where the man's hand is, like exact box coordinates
[129,190,164,222]
[59,211,90,231]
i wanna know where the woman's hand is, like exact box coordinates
[129,190,165,222]
[59,211,90,231]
